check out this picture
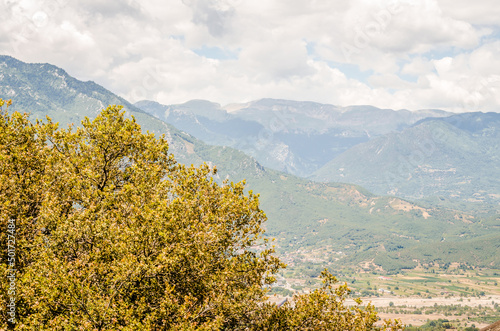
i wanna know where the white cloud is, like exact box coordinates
[401,57,435,76]
[368,73,417,89]
[0,0,499,112]
[438,0,500,26]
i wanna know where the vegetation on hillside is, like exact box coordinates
[312,116,500,204]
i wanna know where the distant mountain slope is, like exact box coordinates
[1,55,497,272]
[0,55,148,126]
[229,99,449,135]
[312,113,500,204]
[135,99,450,177]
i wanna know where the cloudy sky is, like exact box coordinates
[2,0,500,112]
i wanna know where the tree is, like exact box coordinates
[0,100,402,330]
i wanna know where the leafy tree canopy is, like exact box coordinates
[0,100,402,330]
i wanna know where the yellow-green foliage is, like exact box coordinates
[0,100,402,330]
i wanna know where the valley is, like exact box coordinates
[272,268,500,329]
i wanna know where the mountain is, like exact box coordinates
[135,99,450,177]
[1,55,498,273]
[312,113,500,204]
[0,55,207,167]
[0,55,145,126]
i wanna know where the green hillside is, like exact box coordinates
[188,142,499,272]
[374,233,500,273]
[0,55,146,126]
[312,117,500,205]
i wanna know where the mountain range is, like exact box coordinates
[135,99,450,178]
[1,55,498,273]
[135,98,500,205]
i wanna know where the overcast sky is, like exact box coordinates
[2,0,500,112]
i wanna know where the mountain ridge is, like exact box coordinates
[312,113,500,204]
[135,98,451,177]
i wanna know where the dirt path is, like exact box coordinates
[375,312,490,328]
[348,295,500,308]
